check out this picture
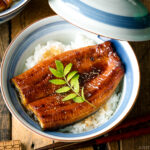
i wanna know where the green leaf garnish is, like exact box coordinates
[73,80,79,93]
[56,86,71,93]
[67,71,78,81]
[64,63,72,76]
[49,79,66,85]
[81,87,85,100]
[73,97,84,103]
[62,93,77,101]
[49,60,95,107]
[49,68,63,78]
[55,60,64,73]
[70,74,79,87]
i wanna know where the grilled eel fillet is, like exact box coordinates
[0,0,13,12]
[12,41,124,130]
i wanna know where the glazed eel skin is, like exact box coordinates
[12,41,124,130]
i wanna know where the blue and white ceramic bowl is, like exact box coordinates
[0,16,140,142]
[0,0,30,24]
[49,0,150,41]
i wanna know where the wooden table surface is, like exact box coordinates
[0,0,150,150]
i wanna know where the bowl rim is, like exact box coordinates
[0,15,140,142]
[0,0,30,17]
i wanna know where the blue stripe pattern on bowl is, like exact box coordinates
[62,0,150,29]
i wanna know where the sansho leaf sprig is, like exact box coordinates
[49,60,95,108]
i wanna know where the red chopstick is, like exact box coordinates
[35,114,150,150]
[112,114,150,131]
[96,126,150,145]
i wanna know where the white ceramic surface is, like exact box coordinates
[49,0,150,41]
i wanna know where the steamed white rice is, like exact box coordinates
[24,34,121,133]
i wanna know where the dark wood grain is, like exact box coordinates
[11,0,55,39]
[118,41,150,150]
[0,22,9,62]
[0,22,11,141]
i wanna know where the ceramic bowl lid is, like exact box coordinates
[49,0,150,41]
